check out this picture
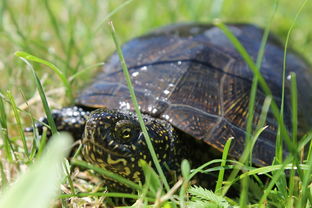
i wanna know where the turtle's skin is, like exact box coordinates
[32,23,312,191]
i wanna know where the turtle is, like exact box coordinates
[30,23,312,191]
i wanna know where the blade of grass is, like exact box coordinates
[239,167,248,208]
[71,143,83,160]
[16,56,58,135]
[0,92,14,162]
[298,132,312,153]
[109,21,170,192]
[179,159,191,207]
[140,159,162,197]
[299,131,312,207]
[215,137,233,195]
[15,51,73,102]
[18,89,44,160]
[0,160,8,188]
[63,159,76,195]
[306,131,312,161]
[202,165,236,174]
[238,162,310,179]
[256,96,272,130]
[6,91,30,158]
[287,72,298,206]
[189,159,237,180]
[71,159,142,192]
[36,128,48,159]
[140,163,153,205]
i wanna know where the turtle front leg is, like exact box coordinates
[25,106,91,141]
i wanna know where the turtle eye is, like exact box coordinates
[115,120,138,140]
[121,128,131,139]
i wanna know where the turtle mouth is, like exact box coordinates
[83,139,129,158]
[82,138,133,174]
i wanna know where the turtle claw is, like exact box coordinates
[25,106,91,141]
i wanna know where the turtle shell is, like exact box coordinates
[76,23,312,165]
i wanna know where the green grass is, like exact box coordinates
[0,133,73,208]
[1,0,312,207]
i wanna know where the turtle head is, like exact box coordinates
[82,108,181,189]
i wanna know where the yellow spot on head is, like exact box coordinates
[96,158,104,164]
[107,154,127,166]
[132,171,141,182]
[90,153,96,161]
[120,167,131,176]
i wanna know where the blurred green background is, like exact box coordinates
[0,1,311,206]
[0,0,311,128]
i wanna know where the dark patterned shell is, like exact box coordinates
[76,23,312,165]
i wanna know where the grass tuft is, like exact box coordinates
[215,137,232,195]
[0,92,14,162]
[2,0,312,207]
[0,133,73,208]
[15,56,58,135]
[6,91,29,159]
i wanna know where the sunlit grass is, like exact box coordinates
[1,0,312,207]
[0,133,72,208]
